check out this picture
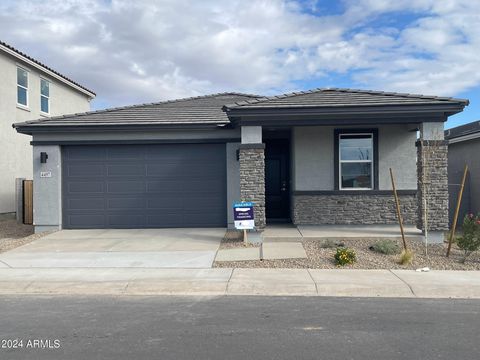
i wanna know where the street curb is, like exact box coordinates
[0,268,479,299]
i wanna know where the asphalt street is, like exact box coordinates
[0,295,479,360]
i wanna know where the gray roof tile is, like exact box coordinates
[224,88,469,109]
[13,92,260,129]
[445,120,480,139]
[14,88,469,132]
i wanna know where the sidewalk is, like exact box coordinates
[0,268,479,298]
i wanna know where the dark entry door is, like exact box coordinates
[265,139,290,221]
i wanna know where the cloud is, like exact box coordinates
[0,0,478,109]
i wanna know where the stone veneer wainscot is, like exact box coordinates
[292,193,418,225]
[239,146,266,229]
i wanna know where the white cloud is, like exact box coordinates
[0,0,479,109]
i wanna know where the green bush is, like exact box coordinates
[334,247,356,266]
[320,239,344,248]
[369,240,400,255]
[457,213,480,263]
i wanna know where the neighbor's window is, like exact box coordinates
[17,67,28,107]
[40,79,50,114]
[339,133,374,189]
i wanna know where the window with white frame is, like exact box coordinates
[40,79,50,114]
[339,133,374,189]
[17,67,28,107]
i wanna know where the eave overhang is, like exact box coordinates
[13,122,229,136]
[223,103,467,127]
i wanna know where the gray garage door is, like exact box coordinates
[62,144,227,229]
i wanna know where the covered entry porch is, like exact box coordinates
[222,89,468,243]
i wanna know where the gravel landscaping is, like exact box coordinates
[214,237,480,270]
[0,218,49,253]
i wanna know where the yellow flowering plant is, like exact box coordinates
[334,247,356,266]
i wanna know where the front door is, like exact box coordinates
[265,139,290,221]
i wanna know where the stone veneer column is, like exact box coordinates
[416,122,449,241]
[239,145,266,229]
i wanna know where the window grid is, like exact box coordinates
[40,79,50,114]
[339,133,374,190]
[17,67,28,107]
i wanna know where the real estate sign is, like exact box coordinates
[233,202,255,229]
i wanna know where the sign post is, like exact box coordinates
[233,202,255,243]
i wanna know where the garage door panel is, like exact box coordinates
[67,198,105,210]
[63,144,227,228]
[147,197,185,209]
[107,164,146,176]
[146,180,186,193]
[107,198,147,210]
[68,181,105,194]
[107,146,145,160]
[107,181,146,193]
[66,164,104,177]
[146,163,186,177]
[67,214,106,228]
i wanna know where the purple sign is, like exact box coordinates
[233,202,255,229]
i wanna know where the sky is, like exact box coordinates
[1,0,479,128]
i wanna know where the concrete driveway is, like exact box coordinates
[0,228,224,269]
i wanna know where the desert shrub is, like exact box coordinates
[456,213,480,263]
[320,239,344,248]
[334,248,356,266]
[398,249,413,265]
[369,240,400,255]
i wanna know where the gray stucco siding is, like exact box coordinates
[32,128,241,143]
[378,125,417,190]
[226,142,241,228]
[33,145,62,232]
[448,138,480,224]
[292,125,417,191]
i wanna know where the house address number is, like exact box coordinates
[40,171,52,178]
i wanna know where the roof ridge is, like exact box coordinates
[0,40,96,96]
[223,87,469,109]
[13,92,262,127]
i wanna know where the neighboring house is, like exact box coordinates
[0,41,95,214]
[13,89,467,243]
[445,121,480,224]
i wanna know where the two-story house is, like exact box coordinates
[0,41,95,214]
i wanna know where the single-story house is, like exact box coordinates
[13,88,468,242]
[446,120,480,224]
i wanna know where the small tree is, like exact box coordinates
[456,213,480,263]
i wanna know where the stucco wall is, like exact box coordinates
[226,142,241,228]
[32,128,241,142]
[292,125,417,191]
[448,138,480,224]
[0,51,91,213]
[33,145,62,232]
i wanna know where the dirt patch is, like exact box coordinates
[214,237,480,270]
[0,219,51,253]
[220,231,259,249]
